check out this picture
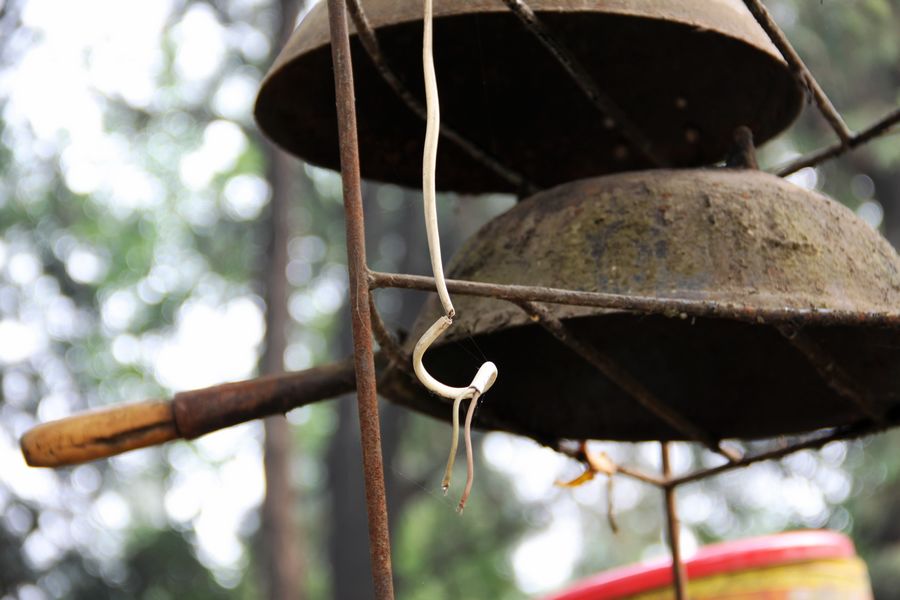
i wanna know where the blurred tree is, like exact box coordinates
[256,0,305,598]
[68,529,236,600]
[0,0,284,596]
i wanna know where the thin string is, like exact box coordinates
[414,0,498,513]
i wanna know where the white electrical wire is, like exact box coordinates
[415,0,498,512]
[421,0,453,319]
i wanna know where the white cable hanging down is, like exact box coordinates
[414,0,498,513]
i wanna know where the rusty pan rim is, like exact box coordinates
[264,0,789,80]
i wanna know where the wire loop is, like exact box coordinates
[413,0,498,511]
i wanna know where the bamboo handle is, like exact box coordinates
[20,401,178,467]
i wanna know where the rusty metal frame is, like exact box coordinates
[661,443,688,600]
[776,106,900,176]
[326,0,394,597]
[14,2,898,597]
[365,277,892,597]
[369,270,900,328]
[321,0,900,597]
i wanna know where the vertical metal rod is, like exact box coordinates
[325,0,395,598]
[661,443,687,600]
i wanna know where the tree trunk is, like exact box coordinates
[259,2,304,599]
[259,146,303,600]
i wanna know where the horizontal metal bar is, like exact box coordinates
[368,270,900,328]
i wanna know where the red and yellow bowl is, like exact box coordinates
[544,530,872,600]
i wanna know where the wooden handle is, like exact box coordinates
[20,401,178,467]
[20,356,368,468]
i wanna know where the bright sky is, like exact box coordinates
[0,0,863,596]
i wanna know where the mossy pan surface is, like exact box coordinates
[381,170,900,442]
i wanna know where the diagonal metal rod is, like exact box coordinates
[775,106,900,176]
[742,0,852,144]
[326,0,395,597]
[369,270,900,329]
[665,418,887,489]
[368,294,414,377]
[515,300,740,461]
[499,0,668,167]
[553,441,667,487]
[345,0,539,195]
[777,325,886,426]
[615,464,665,488]
[661,443,688,600]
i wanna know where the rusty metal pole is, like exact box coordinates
[325,0,395,598]
[661,443,687,600]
